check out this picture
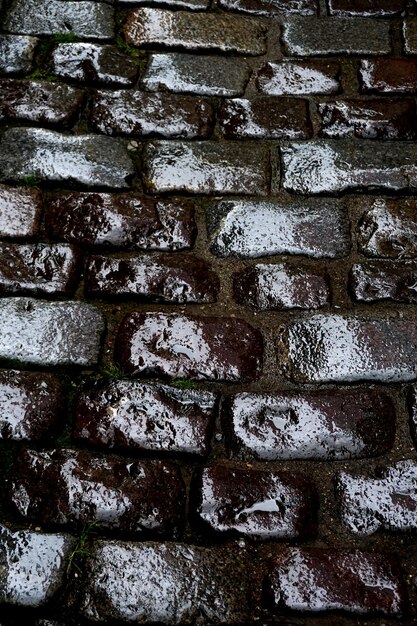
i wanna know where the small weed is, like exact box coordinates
[100,362,124,379]
[115,35,143,58]
[67,521,100,576]
[28,68,58,82]
[52,33,79,43]
[171,379,197,390]
[18,175,41,187]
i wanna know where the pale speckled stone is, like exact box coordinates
[219,0,316,15]
[117,0,209,7]
[256,60,341,95]
[0,185,42,238]
[403,20,417,54]
[0,34,38,74]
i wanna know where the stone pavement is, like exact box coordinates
[1,0,417,624]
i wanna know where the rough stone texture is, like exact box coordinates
[328,0,404,15]
[124,8,266,55]
[336,460,417,535]
[218,97,312,139]
[0,525,74,608]
[0,243,81,296]
[0,298,104,367]
[142,53,251,97]
[0,370,63,442]
[318,98,417,139]
[52,43,139,87]
[45,192,196,250]
[208,199,350,258]
[280,141,417,194]
[256,60,341,95]
[233,263,330,310]
[265,548,406,615]
[4,0,114,39]
[0,185,42,239]
[359,58,417,93]
[219,0,316,15]
[349,261,417,303]
[85,254,219,303]
[80,541,251,624]
[193,464,317,540]
[223,390,396,460]
[280,314,417,383]
[10,448,184,534]
[143,141,270,195]
[403,20,417,55]
[357,198,417,258]
[0,128,134,188]
[0,34,38,74]
[114,312,263,381]
[118,0,209,7]
[408,385,417,447]
[90,90,214,139]
[74,380,217,456]
[282,18,392,55]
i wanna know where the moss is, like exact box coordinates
[52,32,79,43]
[115,35,146,59]
[27,68,58,82]
[100,362,124,379]
[16,176,41,187]
[171,379,197,390]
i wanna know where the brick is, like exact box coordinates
[142,53,250,97]
[280,141,417,193]
[45,192,196,250]
[403,20,417,54]
[0,370,63,441]
[0,128,134,188]
[0,34,38,74]
[357,198,417,258]
[74,380,217,456]
[223,390,395,460]
[219,0,316,15]
[336,460,417,535]
[11,448,184,535]
[349,261,417,303]
[0,298,104,367]
[80,541,250,624]
[0,185,42,238]
[265,548,405,615]
[52,43,139,87]
[328,0,404,15]
[114,312,263,381]
[143,141,270,195]
[318,98,417,139]
[193,465,317,540]
[208,199,350,258]
[282,17,391,55]
[85,254,219,303]
[124,8,266,55]
[359,58,417,93]
[90,90,214,139]
[218,97,312,139]
[280,313,417,383]
[256,60,341,95]
[4,0,114,39]
[233,263,330,310]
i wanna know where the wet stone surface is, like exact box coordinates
[119,0,210,7]
[0,185,42,239]
[219,0,316,15]
[85,254,219,303]
[223,390,396,461]
[193,464,317,540]
[328,0,404,14]
[74,380,217,456]
[403,20,417,55]
[265,547,406,615]
[114,312,263,381]
[349,261,417,303]
[336,460,417,535]
[11,448,185,534]
[45,192,196,250]
[357,198,417,258]
[359,59,417,93]
[0,34,38,74]
[256,60,341,95]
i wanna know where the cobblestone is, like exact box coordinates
[357,198,417,258]
[256,60,341,95]
[328,0,404,15]
[359,58,417,93]
[0,34,38,74]
[403,20,417,55]
[0,185,42,238]
[219,0,316,14]
[349,261,417,303]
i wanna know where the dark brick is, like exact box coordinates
[223,390,395,460]
[0,34,37,74]
[360,58,417,93]
[90,90,214,139]
[193,464,317,540]
[318,98,417,139]
[45,192,196,250]
[328,0,404,15]
[336,460,417,535]
[74,380,217,456]
[219,0,316,15]
[233,262,330,310]
[0,370,63,441]
[265,548,406,615]
[11,448,184,535]
[403,20,417,54]
[114,312,263,382]
[0,185,42,239]
[85,254,219,303]
[219,97,312,139]
[357,198,417,258]
[256,60,341,95]
[350,261,417,303]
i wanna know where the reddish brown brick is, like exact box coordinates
[350,261,417,303]
[328,0,404,16]
[0,185,42,238]
[360,58,417,93]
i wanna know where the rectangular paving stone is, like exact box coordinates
[45,192,196,250]
[219,0,316,15]
[349,261,417,303]
[223,390,395,460]
[142,53,251,97]
[90,90,214,139]
[114,312,263,381]
[328,0,404,15]
[282,17,392,55]
[74,380,217,456]
[0,298,104,367]
[280,141,417,193]
[124,8,266,55]
[0,34,38,74]
[256,60,341,95]
[118,0,209,7]
[0,185,42,238]
[360,58,417,93]
[208,199,350,258]
[0,128,134,189]
[280,313,417,382]
[403,20,417,54]
[143,141,270,195]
